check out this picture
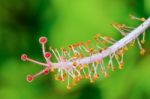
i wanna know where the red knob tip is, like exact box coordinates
[27,75,33,82]
[44,52,51,58]
[44,69,49,75]
[39,37,47,44]
[21,54,27,61]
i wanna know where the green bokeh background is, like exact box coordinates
[0,0,150,99]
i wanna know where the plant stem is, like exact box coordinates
[52,17,150,69]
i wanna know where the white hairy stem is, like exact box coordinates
[51,18,150,69]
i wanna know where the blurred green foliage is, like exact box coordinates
[0,0,150,99]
